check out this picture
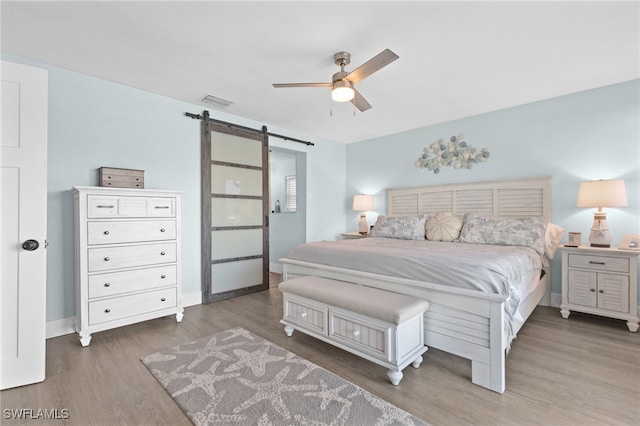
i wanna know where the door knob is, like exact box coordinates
[22,239,40,251]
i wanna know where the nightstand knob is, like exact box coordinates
[161,297,166,302]
[104,308,111,313]
[104,257,110,261]
[161,274,166,279]
[160,228,166,232]
[300,312,307,319]
[103,230,110,235]
[352,330,360,338]
[104,283,111,287]
[160,251,166,256]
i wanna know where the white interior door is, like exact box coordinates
[1,61,48,390]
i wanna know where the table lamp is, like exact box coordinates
[352,194,374,234]
[576,179,627,247]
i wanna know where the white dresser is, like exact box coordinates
[73,186,183,346]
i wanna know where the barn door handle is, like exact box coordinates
[22,239,40,251]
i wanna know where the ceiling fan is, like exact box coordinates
[272,49,399,112]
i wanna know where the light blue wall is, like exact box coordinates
[346,79,640,300]
[3,54,346,322]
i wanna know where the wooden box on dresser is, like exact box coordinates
[560,245,639,332]
[73,186,183,346]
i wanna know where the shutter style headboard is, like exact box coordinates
[387,176,552,220]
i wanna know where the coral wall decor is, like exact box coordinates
[415,133,489,174]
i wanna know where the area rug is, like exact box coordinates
[141,327,429,426]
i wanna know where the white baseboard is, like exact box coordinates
[270,262,283,274]
[46,290,203,340]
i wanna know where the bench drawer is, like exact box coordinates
[283,297,327,335]
[329,311,388,360]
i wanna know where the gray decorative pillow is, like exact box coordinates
[370,215,428,240]
[458,214,547,255]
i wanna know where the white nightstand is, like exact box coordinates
[560,245,639,332]
[340,232,369,239]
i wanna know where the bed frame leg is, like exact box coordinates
[472,360,504,394]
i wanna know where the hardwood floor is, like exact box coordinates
[2,275,639,425]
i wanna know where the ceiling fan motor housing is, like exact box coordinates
[334,51,351,67]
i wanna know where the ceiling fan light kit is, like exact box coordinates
[273,48,399,112]
[331,80,355,102]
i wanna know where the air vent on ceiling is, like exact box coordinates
[200,94,234,107]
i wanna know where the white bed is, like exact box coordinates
[281,176,554,393]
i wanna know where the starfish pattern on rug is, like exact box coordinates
[221,327,256,342]
[284,351,321,379]
[224,344,285,377]
[141,328,429,426]
[233,366,318,419]
[172,335,246,370]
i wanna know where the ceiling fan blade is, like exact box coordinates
[346,49,399,84]
[272,83,332,88]
[352,88,372,112]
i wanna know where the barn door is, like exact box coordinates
[201,114,269,303]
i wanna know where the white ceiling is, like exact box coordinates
[2,1,638,144]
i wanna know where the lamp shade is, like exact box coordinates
[352,194,374,211]
[576,179,628,208]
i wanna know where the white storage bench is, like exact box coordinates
[279,276,429,385]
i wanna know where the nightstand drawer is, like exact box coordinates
[568,254,629,273]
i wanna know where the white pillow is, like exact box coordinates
[544,222,564,259]
[369,215,428,240]
[425,212,462,242]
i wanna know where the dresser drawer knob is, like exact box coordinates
[104,308,111,313]
[104,257,110,261]
[352,330,360,338]
[589,261,605,265]
[161,297,166,302]
[103,230,110,235]
[599,289,604,293]
[161,274,167,279]
[104,283,111,287]
[590,288,596,292]
[160,228,166,232]
[155,206,170,209]
[300,311,307,319]
[97,205,115,209]
[160,251,166,256]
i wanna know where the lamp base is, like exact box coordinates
[358,213,368,234]
[588,212,612,248]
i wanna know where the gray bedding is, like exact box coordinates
[285,237,544,335]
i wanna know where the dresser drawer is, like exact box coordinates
[568,254,629,273]
[329,312,388,359]
[283,298,327,334]
[87,220,176,245]
[89,287,177,325]
[87,195,175,218]
[88,242,177,272]
[88,265,177,298]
